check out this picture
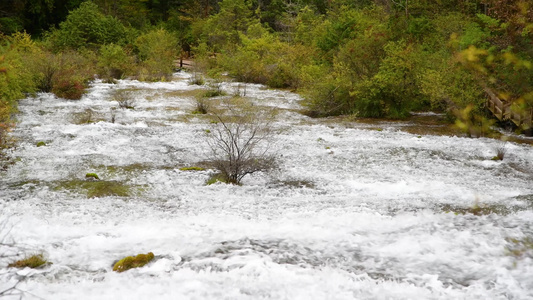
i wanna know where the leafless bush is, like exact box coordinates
[0,216,20,298]
[203,80,226,98]
[110,107,117,123]
[233,83,247,97]
[188,71,205,85]
[194,98,209,114]
[1,214,45,299]
[72,108,95,124]
[0,216,16,259]
[205,103,278,184]
[493,141,507,161]
[113,90,136,109]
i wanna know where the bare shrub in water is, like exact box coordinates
[194,97,209,114]
[492,141,507,161]
[205,101,277,184]
[113,90,136,109]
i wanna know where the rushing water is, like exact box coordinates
[1,72,533,299]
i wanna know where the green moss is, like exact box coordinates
[36,141,46,147]
[491,156,502,161]
[8,254,49,269]
[179,166,205,171]
[205,173,229,185]
[113,252,155,272]
[85,172,100,180]
[54,180,137,198]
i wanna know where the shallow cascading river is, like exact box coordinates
[1,72,532,299]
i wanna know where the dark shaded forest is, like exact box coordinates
[1,0,532,143]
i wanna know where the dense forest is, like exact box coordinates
[1,0,532,144]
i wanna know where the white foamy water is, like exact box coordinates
[1,72,532,299]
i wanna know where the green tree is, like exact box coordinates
[45,1,128,51]
[195,0,259,51]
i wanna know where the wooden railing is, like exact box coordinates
[485,87,532,129]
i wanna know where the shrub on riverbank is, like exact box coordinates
[0,32,37,161]
[135,28,179,81]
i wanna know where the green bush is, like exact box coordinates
[356,41,427,118]
[0,32,39,165]
[97,44,134,80]
[50,51,94,100]
[218,27,313,90]
[0,32,37,124]
[302,73,354,117]
[135,28,178,81]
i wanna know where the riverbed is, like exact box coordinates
[1,72,532,299]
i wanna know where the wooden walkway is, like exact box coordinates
[485,87,532,129]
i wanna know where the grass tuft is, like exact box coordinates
[203,89,226,98]
[179,166,205,171]
[113,252,155,272]
[8,254,49,269]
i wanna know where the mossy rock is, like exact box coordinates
[85,173,100,180]
[8,254,49,269]
[36,141,46,147]
[113,252,155,273]
[179,166,205,171]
